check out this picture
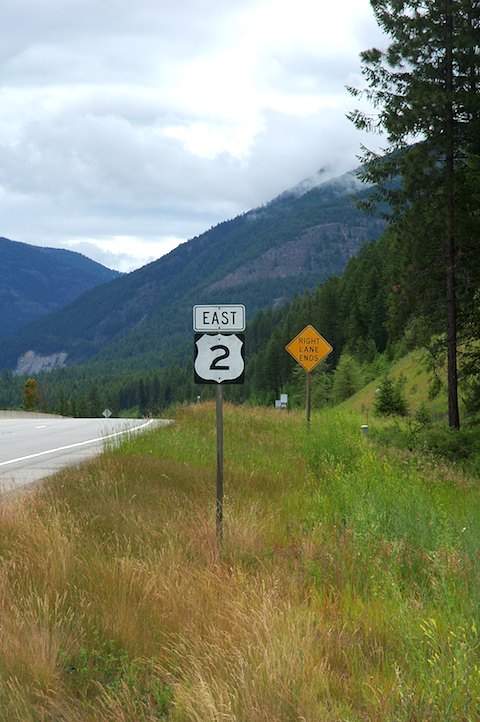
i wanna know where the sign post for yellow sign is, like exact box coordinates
[285,324,333,430]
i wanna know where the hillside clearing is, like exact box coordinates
[339,348,450,421]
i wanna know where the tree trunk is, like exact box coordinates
[445,0,460,429]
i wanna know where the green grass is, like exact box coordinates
[340,348,451,421]
[0,402,480,720]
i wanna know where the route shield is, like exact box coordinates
[194,333,245,384]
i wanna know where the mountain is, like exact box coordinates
[0,237,119,343]
[0,169,385,374]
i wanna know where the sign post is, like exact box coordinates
[193,305,246,553]
[306,372,312,429]
[285,324,333,431]
[215,385,223,544]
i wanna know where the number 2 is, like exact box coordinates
[210,344,230,370]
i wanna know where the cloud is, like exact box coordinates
[0,0,385,270]
[63,237,185,273]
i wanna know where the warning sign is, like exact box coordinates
[285,324,333,372]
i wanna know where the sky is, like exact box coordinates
[1,0,386,272]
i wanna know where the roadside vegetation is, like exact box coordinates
[1,402,480,720]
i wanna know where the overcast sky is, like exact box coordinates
[1,0,386,272]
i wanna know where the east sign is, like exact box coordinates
[193,304,245,333]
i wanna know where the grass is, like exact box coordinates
[0,402,480,720]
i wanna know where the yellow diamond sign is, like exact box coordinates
[286,324,333,372]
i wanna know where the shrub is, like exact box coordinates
[414,402,432,428]
[419,426,479,461]
[462,375,480,420]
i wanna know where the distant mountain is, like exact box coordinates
[274,166,364,201]
[0,169,385,373]
[0,237,120,343]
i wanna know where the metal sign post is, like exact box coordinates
[306,372,312,432]
[193,304,246,556]
[215,384,223,545]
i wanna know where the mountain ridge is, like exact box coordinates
[0,237,120,343]
[0,167,384,373]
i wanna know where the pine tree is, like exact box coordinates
[87,384,101,417]
[374,374,408,417]
[23,378,38,411]
[137,378,149,417]
[348,0,480,428]
[332,353,363,403]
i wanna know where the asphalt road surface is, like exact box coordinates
[0,414,165,492]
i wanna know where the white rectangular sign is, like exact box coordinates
[193,304,246,332]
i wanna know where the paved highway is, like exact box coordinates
[0,414,165,492]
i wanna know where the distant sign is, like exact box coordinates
[285,324,333,372]
[103,408,112,418]
[193,305,246,332]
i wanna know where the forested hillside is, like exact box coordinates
[0,217,472,421]
[3,186,477,424]
[0,237,119,341]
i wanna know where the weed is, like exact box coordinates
[60,631,171,717]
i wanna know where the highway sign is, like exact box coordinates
[194,333,245,384]
[286,324,333,372]
[193,305,246,332]
[192,304,247,551]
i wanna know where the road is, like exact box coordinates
[0,414,166,492]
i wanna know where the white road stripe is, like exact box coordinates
[0,419,154,467]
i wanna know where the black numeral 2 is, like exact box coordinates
[210,345,230,370]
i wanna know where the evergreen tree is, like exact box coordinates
[349,0,480,428]
[23,378,38,411]
[374,374,408,417]
[137,379,149,417]
[332,354,363,403]
[87,384,102,417]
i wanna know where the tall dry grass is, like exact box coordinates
[0,403,479,720]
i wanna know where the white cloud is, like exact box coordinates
[63,236,185,273]
[0,0,386,271]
